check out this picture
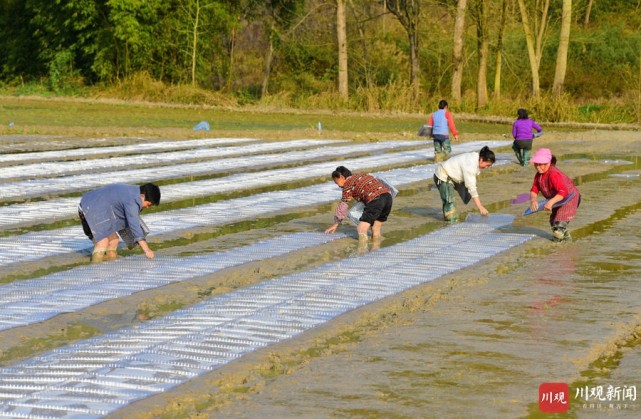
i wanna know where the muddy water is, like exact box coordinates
[108,133,641,419]
[3,131,641,418]
[199,213,641,419]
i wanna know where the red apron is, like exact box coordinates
[534,165,580,224]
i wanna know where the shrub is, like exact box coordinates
[48,50,85,94]
[351,81,422,113]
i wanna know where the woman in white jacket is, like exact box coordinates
[433,146,495,222]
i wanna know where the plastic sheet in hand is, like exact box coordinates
[523,192,575,216]
[118,216,150,248]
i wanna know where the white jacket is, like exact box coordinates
[435,151,481,198]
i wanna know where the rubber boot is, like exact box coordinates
[512,143,523,166]
[551,222,571,242]
[437,178,458,222]
[442,138,452,160]
[444,207,458,223]
[434,140,445,163]
[552,229,566,242]
[91,248,107,263]
[522,149,532,167]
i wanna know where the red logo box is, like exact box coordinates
[539,382,570,413]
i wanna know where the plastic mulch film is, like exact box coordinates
[0,220,533,418]
[0,144,514,268]
[0,232,345,331]
[0,139,425,202]
[0,145,431,229]
[0,139,340,181]
[0,137,255,164]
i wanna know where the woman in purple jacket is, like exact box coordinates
[512,108,542,166]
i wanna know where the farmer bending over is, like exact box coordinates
[79,183,161,262]
[433,146,495,222]
[325,166,393,242]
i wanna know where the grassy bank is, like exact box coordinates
[3,72,641,128]
[0,95,637,141]
[0,95,508,140]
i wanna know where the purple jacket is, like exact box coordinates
[512,118,542,140]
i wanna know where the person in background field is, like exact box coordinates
[529,148,580,242]
[512,108,543,166]
[433,146,495,223]
[324,166,393,242]
[79,183,161,262]
[428,99,459,163]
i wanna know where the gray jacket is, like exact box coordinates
[80,184,145,242]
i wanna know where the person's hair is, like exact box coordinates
[331,166,352,179]
[140,183,161,206]
[479,146,496,163]
[438,100,448,109]
[517,108,529,120]
[551,155,557,165]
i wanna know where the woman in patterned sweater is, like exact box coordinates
[324,166,393,241]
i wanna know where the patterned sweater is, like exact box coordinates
[334,174,390,223]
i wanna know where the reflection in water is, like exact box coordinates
[220,209,641,418]
[354,236,383,256]
[526,247,578,339]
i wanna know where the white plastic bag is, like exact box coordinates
[377,176,398,198]
[346,176,398,225]
[347,201,365,225]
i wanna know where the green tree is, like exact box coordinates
[260,0,306,97]
[0,2,38,78]
[451,0,468,103]
[385,0,421,94]
[25,0,107,83]
[492,0,508,100]
[551,0,571,96]
[107,0,168,79]
[470,0,490,108]
[336,0,348,99]
[517,0,551,97]
[175,0,227,86]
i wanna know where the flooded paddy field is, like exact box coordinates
[0,129,640,418]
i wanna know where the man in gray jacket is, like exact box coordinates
[79,183,161,262]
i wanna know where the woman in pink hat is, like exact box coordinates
[529,148,581,241]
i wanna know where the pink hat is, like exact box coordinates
[530,148,552,164]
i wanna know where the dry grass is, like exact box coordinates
[1,93,638,142]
